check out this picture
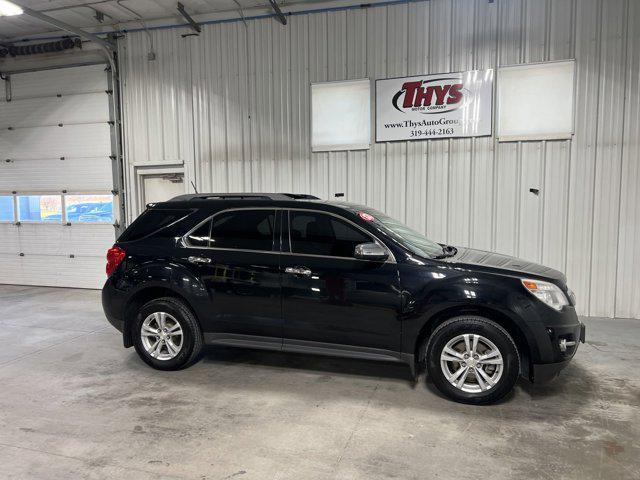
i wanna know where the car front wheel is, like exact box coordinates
[425,316,520,404]
[133,297,203,370]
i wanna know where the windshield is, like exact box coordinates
[358,207,444,258]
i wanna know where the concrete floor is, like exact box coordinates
[0,285,638,480]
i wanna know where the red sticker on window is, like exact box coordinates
[358,212,375,222]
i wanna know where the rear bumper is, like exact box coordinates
[531,322,585,383]
[105,312,124,333]
[102,277,125,333]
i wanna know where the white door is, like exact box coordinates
[0,64,115,289]
[141,174,185,205]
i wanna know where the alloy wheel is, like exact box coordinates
[140,312,183,361]
[440,334,504,393]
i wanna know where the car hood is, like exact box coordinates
[440,247,566,284]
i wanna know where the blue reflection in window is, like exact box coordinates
[0,196,14,222]
[76,202,113,223]
[18,195,62,222]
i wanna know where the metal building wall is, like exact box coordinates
[118,0,640,319]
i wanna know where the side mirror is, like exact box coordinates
[354,242,388,261]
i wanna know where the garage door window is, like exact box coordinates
[65,194,114,223]
[18,195,62,222]
[0,196,14,222]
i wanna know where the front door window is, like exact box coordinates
[289,211,372,258]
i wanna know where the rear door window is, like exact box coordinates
[289,211,372,258]
[118,209,190,242]
[209,209,276,251]
[185,219,212,247]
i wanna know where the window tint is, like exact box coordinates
[186,220,211,247]
[210,210,275,251]
[119,209,190,242]
[290,211,372,258]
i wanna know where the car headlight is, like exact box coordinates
[521,279,569,311]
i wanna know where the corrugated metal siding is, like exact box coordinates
[615,0,640,319]
[118,28,195,220]
[119,0,640,318]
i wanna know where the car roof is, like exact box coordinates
[150,193,366,216]
[169,193,319,202]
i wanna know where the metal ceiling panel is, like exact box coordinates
[0,0,343,39]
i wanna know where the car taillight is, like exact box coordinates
[106,246,126,276]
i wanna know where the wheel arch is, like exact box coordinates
[122,286,200,348]
[413,305,532,379]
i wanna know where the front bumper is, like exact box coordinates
[531,322,585,382]
[532,359,573,383]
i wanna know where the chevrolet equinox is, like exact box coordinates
[102,193,585,404]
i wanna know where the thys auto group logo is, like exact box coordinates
[392,76,471,114]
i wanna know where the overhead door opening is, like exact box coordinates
[0,64,117,289]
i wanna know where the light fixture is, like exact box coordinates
[0,0,23,16]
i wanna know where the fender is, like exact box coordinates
[117,257,209,347]
[398,262,543,365]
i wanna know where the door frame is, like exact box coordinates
[134,165,185,215]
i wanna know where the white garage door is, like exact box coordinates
[0,64,115,289]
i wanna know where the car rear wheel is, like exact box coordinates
[133,297,203,370]
[424,316,520,404]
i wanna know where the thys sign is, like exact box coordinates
[375,69,493,142]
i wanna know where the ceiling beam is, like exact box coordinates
[14,3,114,51]
[177,2,201,34]
[268,0,287,25]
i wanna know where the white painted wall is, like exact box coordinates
[118,0,640,319]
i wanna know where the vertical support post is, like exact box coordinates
[3,74,11,101]
[61,193,67,224]
[12,192,18,225]
[106,53,126,235]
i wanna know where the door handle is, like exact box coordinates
[188,256,211,264]
[285,266,312,276]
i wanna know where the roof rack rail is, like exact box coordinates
[280,193,319,200]
[168,193,320,202]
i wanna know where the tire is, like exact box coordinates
[132,297,203,371]
[424,316,520,405]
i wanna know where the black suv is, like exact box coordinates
[102,193,585,404]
